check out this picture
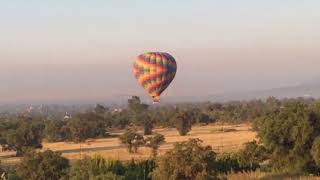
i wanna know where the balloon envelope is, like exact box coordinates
[132,52,177,103]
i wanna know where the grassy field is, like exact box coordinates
[0,123,256,164]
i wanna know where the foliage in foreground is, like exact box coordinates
[152,138,220,180]
[217,141,268,174]
[0,161,3,178]
[69,155,155,180]
[254,101,320,173]
[227,171,320,180]
[16,150,69,180]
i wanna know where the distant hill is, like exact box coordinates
[163,82,320,103]
[3,82,320,105]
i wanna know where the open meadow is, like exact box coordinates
[0,123,256,164]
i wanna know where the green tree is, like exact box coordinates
[119,128,145,153]
[0,160,3,178]
[111,110,130,129]
[94,104,113,128]
[68,156,124,180]
[44,120,68,142]
[68,156,155,180]
[145,133,165,157]
[216,141,267,174]
[17,150,69,180]
[174,111,192,136]
[94,104,107,115]
[143,118,154,136]
[0,118,44,156]
[198,113,213,125]
[312,136,320,166]
[124,159,155,180]
[152,139,219,180]
[128,96,153,135]
[67,111,108,142]
[254,102,320,173]
[236,141,268,172]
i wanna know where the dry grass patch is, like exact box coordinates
[1,123,256,163]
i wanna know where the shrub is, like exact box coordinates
[174,111,193,136]
[152,139,220,180]
[68,156,124,180]
[119,128,145,153]
[17,150,69,180]
[145,133,165,157]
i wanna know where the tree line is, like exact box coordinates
[2,96,320,179]
[0,96,317,157]
[1,138,264,180]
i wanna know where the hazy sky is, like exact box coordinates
[1,0,320,103]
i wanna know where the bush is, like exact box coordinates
[0,118,44,156]
[217,141,267,174]
[143,119,153,135]
[152,139,220,180]
[68,156,124,180]
[312,136,320,166]
[44,120,68,142]
[145,133,165,157]
[174,111,193,136]
[119,128,145,153]
[254,102,320,173]
[0,161,3,178]
[124,159,155,180]
[67,112,108,142]
[17,150,69,180]
[217,153,242,174]
[69,156,155,180]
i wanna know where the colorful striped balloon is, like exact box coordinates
[133,52,177,103]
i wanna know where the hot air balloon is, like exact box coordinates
[132,52,177,103]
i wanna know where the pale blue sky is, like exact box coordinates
[1,1,320,103]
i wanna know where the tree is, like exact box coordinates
[143,117,154,136]
[67,111,108,142]
[94,104,107,115]
[68,156,155,180]
[119,128,145,153]
[94,104,113,128]
[128,96,153,135]
[0,118,44,156]
[44,120,68,142]
[16,150,69,180]
[198,113,213,125]
[174,111,192,136]
[145,133,165,157]
[235,141,268,172]
[152,139,219,180]
[124,159,155,180]
[111,110,130,129]
[216,141,268,174]
[312,136,320,166]
[128,96,149,113]
[0,160,3,178]
[254,102,320,173]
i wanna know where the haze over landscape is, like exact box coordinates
[3,2,320,180]
[1,0,320,103]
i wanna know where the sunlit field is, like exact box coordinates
[0,123,255,164]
